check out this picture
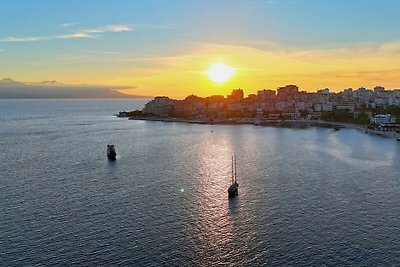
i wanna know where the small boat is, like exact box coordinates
[107,144,116,160]
[228,154,239,198]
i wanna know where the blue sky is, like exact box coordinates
[3,0,398,51]
[1,0,400,97]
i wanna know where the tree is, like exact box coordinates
[321,109,353,123]
[354,112,370,125]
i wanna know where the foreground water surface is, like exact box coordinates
[1,100,400,266]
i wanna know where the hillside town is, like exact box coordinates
[119,85,400,136]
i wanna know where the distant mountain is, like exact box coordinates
[0,78,152,99]
[0,78,25,85]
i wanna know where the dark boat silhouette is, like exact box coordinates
[107,144,116,160]
[228,154,239,198]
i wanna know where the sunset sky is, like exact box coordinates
[2,0,400,98]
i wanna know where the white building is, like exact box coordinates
[317,88,330,103]
[371,114,396,124]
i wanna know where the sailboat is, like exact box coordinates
[228,154,239,198]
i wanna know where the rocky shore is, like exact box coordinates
[123,115,355,129]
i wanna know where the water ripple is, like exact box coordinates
[1,101,400,266]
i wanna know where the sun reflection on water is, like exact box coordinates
[182,132,244,264]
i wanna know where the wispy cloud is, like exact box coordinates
[81,28,104,34]
[64,24,131,36]
[57,33,97,39]
[0,48,5,52]
[105,24,132,32]
[0,24,132,42]
[0,36,48,43]
[61,22,80,27]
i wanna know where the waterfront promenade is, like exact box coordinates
[121,115,400,140]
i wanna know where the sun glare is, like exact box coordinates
[206,63,235,83]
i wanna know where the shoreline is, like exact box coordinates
[125,116,359,128]
[120,115,400,140]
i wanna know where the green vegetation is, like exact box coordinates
[126,110,143,116]
[354,112,370,125]
[321,109,370,125]
[321,110,353,123]
[118,110,153,117]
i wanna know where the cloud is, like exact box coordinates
[0,48,5,52]
[61,22,80,27]
[0,78,150,99]
[0,24,132,42]
[81,28,104,34]
[0,36,48,43]
[57,33,97,39]
[105,25,132,32]
[60,24,132,39]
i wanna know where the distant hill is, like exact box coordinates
[0,78,152,99]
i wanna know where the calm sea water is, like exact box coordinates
[1,100,400,266]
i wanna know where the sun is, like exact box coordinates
[206,63,235,83]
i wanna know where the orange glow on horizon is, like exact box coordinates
[111,42,400,98]
[28,42,400,99]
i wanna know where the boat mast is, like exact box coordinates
[234,153,237,183]
[231,155,234,184]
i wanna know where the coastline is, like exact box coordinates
[119,115,399,140]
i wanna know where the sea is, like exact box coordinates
[1,99,400,266]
